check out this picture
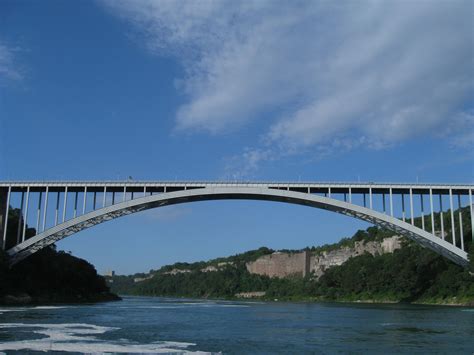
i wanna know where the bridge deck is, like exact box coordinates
[0,181,472,194]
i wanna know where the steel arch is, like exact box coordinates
[6,186,469,266]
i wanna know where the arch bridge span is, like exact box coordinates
[0,181,472,266]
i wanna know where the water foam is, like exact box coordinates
[0,323,211,353]
[33,306,71,310]
[0,308,25,314]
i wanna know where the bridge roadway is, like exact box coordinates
[0,181,473,266]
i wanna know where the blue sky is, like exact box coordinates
[1,0,473,274]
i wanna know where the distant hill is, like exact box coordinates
[107,206,474,306]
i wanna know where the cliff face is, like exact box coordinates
[246,236,402,279]
[310,236,402,278]
[246,250,311,278]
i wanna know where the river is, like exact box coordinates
[0,296,472,354]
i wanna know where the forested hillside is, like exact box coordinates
[0,208,120,305]
[109,206,474,305]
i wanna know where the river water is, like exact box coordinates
[0,296,472,354]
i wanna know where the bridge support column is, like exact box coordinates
[35,191,42,233]
[449,189,456,246]
[0,187,10,250]
[42,187,49,232]
[389,188,393,217]
[21,187,30,243]
[470,189,474,242]
[369,188,373,209]
[401,194,406,222]
[420,194,425,231]
[439,194,445,240]
[62,187,68,223]
[73,191,78,218]
[82,187,87,215]
[103,186,107,207]
[55,192,60,225]
[458,195,464,251]
[16,190,24,244]
[429,189,435,235]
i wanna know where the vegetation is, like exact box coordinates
[309,226,395,255]
[0,208,120,305]
[311,206,472,255]
[131,265,271,299]
[315,242,474,305]
[469,244,474,273]
[3,203,473,306]
[109,207,474,306]
[150,247,275,275]
[110,240,474,305]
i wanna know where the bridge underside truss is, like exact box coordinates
[1,185,470,267]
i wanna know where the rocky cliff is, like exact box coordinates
[310,236,402,278]
[246,236,402,279]
[246,250,311,278]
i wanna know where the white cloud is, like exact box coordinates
[442,111,474,148]
[102,0,473,172]
[222,147,275,180]
[0,42,22,81]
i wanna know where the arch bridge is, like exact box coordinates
[0,181,472,266]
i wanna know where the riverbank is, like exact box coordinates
[113,291,474,307]
[109,247,474,307]
[0,291,121,306]
[256,293,474,307]
[108,222,474,306]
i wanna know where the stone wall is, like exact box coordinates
[246,250,310,278]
